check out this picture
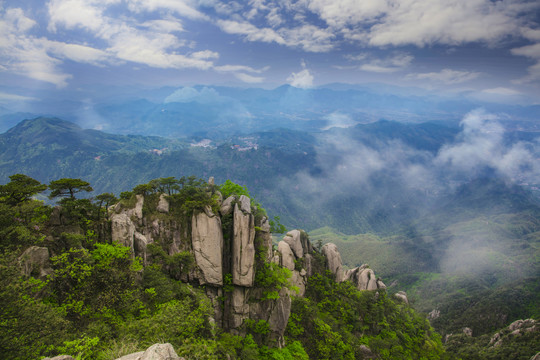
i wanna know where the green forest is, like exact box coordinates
[1,174,538,359]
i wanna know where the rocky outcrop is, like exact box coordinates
[156,194,169,213]
[43,355,74,360]
[277,241,295,271]
[111,213,136,251]
[321,243,345,282]
[394,291,409,304]
[191,207,223,286]
[115,343,184,360]
[232,202,255,287]
[283,230,303,259]
[489,319,538,348]
[220,196,235,216]
[19,246,52,279]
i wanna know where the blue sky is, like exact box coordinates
[1,0,540,103]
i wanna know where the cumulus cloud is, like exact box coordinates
[287,68,314,88]
[307,0,530,47]
[406,68,481,84]
[0,7,72,86]
[288,108,540,211]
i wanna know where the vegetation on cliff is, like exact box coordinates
[2,174,531,360]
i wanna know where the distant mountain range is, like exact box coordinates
[2,84,540,136]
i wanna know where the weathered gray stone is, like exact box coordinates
[238,195,251,214]
[463,327,473,337]
[229,287,250,329]
[428,309,441,321]
[208,176,215,185]
[277,241,295,271]
[115,343,183,360]
[232,203,256,286]
[156,194,169,213]
[191,209,223,286]
[283,230,303,259]
[394,291,409,304]
[376,279,386,289]
[290,270,306,297]
[134,232,148,260]
[530,352,540,360]
[43,355,74,360]
[304,253,314,277]
[19,246,52,278]
[267,287,291,346]
[111,213,135,251]
[220,196,235,216]
[321,243,344,282]
[127,194,144,220]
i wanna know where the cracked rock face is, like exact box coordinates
[278,241,295,271]
[321,243,344,282]
[192,208,224,286]
[111,213,135,251]
[232,202,256,287]
[283,230,303,259]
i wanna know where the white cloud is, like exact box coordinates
[406,68,480,84]
[0,91,37,102]
[47,0,106,33]
[127,0,208,20]
[234,72,265,83]
[0,7,72,87]
[47,41,111,65]
[436,109,540,182]
[140,19,185,33]
[217,19,286,44]
[287,68,314,88]
[343,52,413,73]
[481,87,521,96]
[511,42,540,83]
[307,0,531,47]
[191,50,219,60]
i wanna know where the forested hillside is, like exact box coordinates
[0,174,451,359]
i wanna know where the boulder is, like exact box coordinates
[463,327,473,337]
[283,230,303,259]
[428,309,441,321]
[156,194,169,213]
[191,208,223,286]
[394,291,409,304]
[345,265,385,291]
[232,203,256,286]
[321,243,344,282]
[238,195,251,214]
[220,196,235,216]
[19,246,52,279]
[115,343,183,360]
[111,213,135,251]
[258,217,273,261]
[530,352,540,360]
[277,241,295,271]
[43,356,74,360]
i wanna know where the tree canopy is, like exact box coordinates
[0,174,47,206]
[49,178,93,200]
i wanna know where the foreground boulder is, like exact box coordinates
[116,343,184,360]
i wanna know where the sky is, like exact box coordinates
[1,0,540,103]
